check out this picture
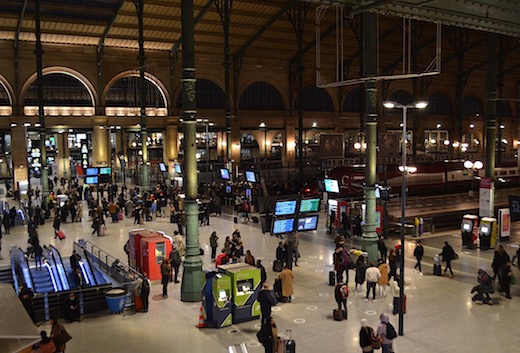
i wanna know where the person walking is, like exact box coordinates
[365,262,381,302]
[377,259,389,299]
[279,266,294,302]
[209,231,219,261]
[413,240,424,275]
[160,259,172,297]
[355,255,367,294]
[376,313,396,353]
[388,249,398,280]
[257,284,277,325]
[169,245,181,283]
[334,281,349,319]
[50,317,69,353]
[359,319,376,353]
[258,316,278,353]
[33,242,43,270]
[440,241,456,277]
[69,250,81,272]
[491,245,510,281]
[288,232,300,266]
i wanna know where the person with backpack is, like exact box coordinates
[359,319,376,353]
[413,240,424,275]
[377,313,397,353]
[334,247,351,284]
[334,281,349,319]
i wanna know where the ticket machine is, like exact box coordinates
[218,263,260,324]
[479,217,497,250]
[202,271,232,328]
[461,214,479,249]
[128,229,172,280]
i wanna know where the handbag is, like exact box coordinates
[371,335,382,349]
[453,253,459,260]
[55,327,72,346]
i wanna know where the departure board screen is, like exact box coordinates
[296,215,319,231]
[85,176,98,184]
[299,198,320,213]
[245,171,257,183]
[99,167,111,175]
[274,200,298,216]
[86,167,99,176]
[324,179,340,193]
[272,218,295,234]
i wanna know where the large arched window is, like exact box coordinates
[427,92,451,115]
[295,85,334,112]
[24,73,92,106]
[176,79,225,110]
[106,76,166,108]
[239,82,284,110]
[0,82,9,105]
[389,90,413,105]
[463,95,483,116]
[343,86,362,112]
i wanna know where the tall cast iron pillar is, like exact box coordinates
[35,0,49,196]
[135,0,149,189]
[219,0,233,160]
[181,0,204,302]
[485,33,497,216]
[296,3,304,186]
[362,12,378,264]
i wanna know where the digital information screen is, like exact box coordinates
[86,176,98,184]
[99,167,111,175]
[272,218,295,234]
[296,215,319,231]
[299,198,320,213]
[159,163,167,172]
[274,200,298,216]
[174,164,182,174]
[324,179,340,193]
[220,168,230,180]
[225,185,232,194]
[245,171,257,183]
[86,167,99,176]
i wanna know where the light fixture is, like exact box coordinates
[10,123,17,127]
[382,101,396,109]
[436,123,441,129]
[354,142,361,150]
[500,124,505,129]
[502,138,508,144]
[196,153,201,159]
[24,122,31,127]
[34,123,41,128]
[259,122,266,128]
[474,161,483,170]
[443,140,450,146]
[414,101,428,109]
[469,123,475,129]
[99,125,104,129]
[398,165,417,173]
[312,122,317,128]
[452,141,460,148]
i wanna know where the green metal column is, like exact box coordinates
[35,0,49,196]
[362,12,378,264]
[485,33,497,216]
[135,0,149,190]
[181,0,204,302]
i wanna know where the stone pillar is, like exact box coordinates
[57,132,70,179]
[92,127,109,166]
[11,125,29,190]
[164,122,179,162]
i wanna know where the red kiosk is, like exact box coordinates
[128,229,173,281]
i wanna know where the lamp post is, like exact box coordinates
[383,100,427,336]
[260,122,267,165]
[464,160,483,199]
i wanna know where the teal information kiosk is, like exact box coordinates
[218,263,261,324]
[202,271,232,328]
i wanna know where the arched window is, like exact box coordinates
[106,76,165,108]
[427,92,451,115]
[463,95,483,116]
[497,100,512,117]
[295,85,334,112]
[343,86,362,112]
[239,82,284,110]
[24,73,92,106]
[0,82,9,105]
[176,79,225,109]
[389,90,413,105]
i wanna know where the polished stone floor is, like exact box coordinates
[1,199,519,353]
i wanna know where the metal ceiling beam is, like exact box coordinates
[14,0,28,49]
[234,0,299,58]
[170,0,214,55]
[97,0,126,50]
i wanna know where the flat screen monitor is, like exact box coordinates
[99,167,111,175]
[85,176,98,184]
[225,185,232,194]
[324,179,340,193]
[220,168,230,180]
[296,215,319,231]
[86,167,99,176]
[272,218,295,235]
[245,170,257,183]
[481,226,489,234]
[299,198,320,213]
[174,164,182,174]
[274,200,298,216]
[218,290,227,301]
[159,163,167,172]
[245,188,252,199]
[462,223,472,231]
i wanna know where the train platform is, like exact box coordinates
[1,199,520,353]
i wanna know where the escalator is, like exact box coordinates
[29,266,56,293]
[47,246,71,291]
[11,247,57,294]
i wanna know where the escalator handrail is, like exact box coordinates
[42,245,63,292]
[82,240,142,280]
[17,247,36,290]
[77,244,98,286]
[48,245,72,290]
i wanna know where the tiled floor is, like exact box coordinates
[1,200,519,353]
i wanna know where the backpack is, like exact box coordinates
[385,322,397,339]
[340,285,349,299]
[341,251,351,269]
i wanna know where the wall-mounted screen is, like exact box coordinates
[245,171,257,183]
[272,218,295,235]
[324,179,340,193]
[174,164,182,174]
[225,185,232,194]
[274,200,298,216]
[220,168,230,180]
[296,215,319,231]
[245,188,252,199]
[85,176,98,184]
[99,167,111,175]
[86,167,99,176]
[159,163,167,172]
[299,198,320,213]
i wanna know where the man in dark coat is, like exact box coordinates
[169,245,181,283]
[257,284,276,325]
[440,241,456,277]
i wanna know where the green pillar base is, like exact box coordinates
[362,232,379,265]
[41,167,49,197]
[141,164,150,190]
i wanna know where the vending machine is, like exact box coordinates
[478,217,497,250]
[128,229,172,280]
[461,214,479,249]
[202,271,232,328]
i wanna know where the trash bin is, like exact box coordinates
[106,287,127,313]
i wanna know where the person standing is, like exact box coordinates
[279,266,294,302]
[257,284,276,325]
[334,281,349,318]
[388,249,398,280]
[244,249,256,266]
[140,274,151,312]
[365,262,381,302]
[258,316,278,353]
[35,330,57,353]
[359,319,376,353]
[50,317,68,353]
[256,259,267,286]
[377,236,387,262]
[69,250,81,272]
[19,285,36,323]
[209,231,219,261]
[169,245,181,283]
[491,245,510,281]
[288,232,300,266]
[377,259,389,299]
[376,313,396,353]
[499,261,513,299]
[275,242,285,269]
[354,255,367,294]
[160,258,172,297]
[64,293,80,323]
[413,240,424,275]
[440,241,456,277]
[33,242,43,270]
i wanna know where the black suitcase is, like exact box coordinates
[274,278,285,302]
[333,309,345,321]
[329,271,336,286]
[273,260,283,272]
[285,331,296,353]
[233,216,238,224]
[434,264,442,276]
[252,216,259,223]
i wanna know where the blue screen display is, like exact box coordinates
[274,200,297,216]
[296,215,319,231]
[86,167,99,176]
[245,171,257,183]
[86,176,98,184]
[272,218,295,234]
[324,179,340,193]
[220,168,230,180]
[174,164,182,173]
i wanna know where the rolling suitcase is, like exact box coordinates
[118,212,123,221]
[56,231,66,240]
[99,224,106,236]
[333,309,345,321]
[233,216,238,224]
[434,264,442,276]
[284,330,296,353]
[329,271,336,286]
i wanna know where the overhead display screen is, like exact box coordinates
[86,167,99,176]
[299,198,320,213]
[174,164,182,174]
[272,218,295,234]
[86,176,98,184]
[245,171,257,183]
[296,215,319,231]
[99,167,111,175]
[159,163,167,172]
[220,168,230,180]
[324,179,340,193]
[274,200,298,216]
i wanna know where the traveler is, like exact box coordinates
[278,266,294,302]
[440,241,456,277]
[50,317,69,353]
[160,259,172,297]
[69,250,81,272]
[258,316,278,353]
[334,281,349,318]
[390,274,402,315]
[499,261,513,299]
[288,232,300,266]
[376,313,397,353]
[492,245,510,281]
[413,240,424,275]
[209,231,219,261]
[377,236,387,262]
[276,242,286,268]
[140,274,151,312]
[257,259,267,285]
[377,259,389,299]
[169,244,182,283]
[359,319,376,353]
[354,255,367,294]
[388,249,398,280]
[64,293,81,323]
[257,284,277,325]
[333,247,351,284]
[215,249,229,268]
[34,330,57,353]
[365,262,381,302]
